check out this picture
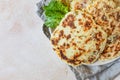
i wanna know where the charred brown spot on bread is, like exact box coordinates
[105,21,116,36]
[105,28,112,36]
[77,31,80,33]
[66,44,70,49]
[75,2,82,10]
[113,52,118,56]
[103,4,112,11]
[73,53,81,59]
[51,39,59,45]
[62,20,67,27]
[95,43,100,51]
[78,19,83,25]
[110,21,115,33]
[94,32,102,42]
[59,50,67,60]
[85,37,92,44]
[63,43,66,46]
[84,20,92,31]
[87,49,91,53]
[67,14,76,29]
[109,11,120,22]
[111,11,120,21]
[104,45,111,53]
[93,9,101,18]
[72,42,77,46]
[95,36,104,51]
[60,52,83,65]
[59,51,83,65]
[110,21,116,29]
[59,30,64,37]
[59,45,64,49]
[62,43,70,49]
[88,55,95,63]
[62,14,76,29]
[69,23,76,29]
[66,34,71,40]
[82,13,93,22]
[96,14,109,26]
[78,48,86,52]
[68,60,77,65]
[101,15,108,21]
[116,11,120,21]
[103,44,115,54]
[115,42,120,51]
[53,48,56,51]
[68,59,83,66]
[109,46,114,52]
[57,47,60,49]
[107,39,112,44]
[78,36,82,39]
[108,54,111,57]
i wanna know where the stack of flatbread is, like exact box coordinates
[50,0,120,66]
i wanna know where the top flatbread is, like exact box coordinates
[71,0,119,36]
[50,11,107,66]
[68,0,120,62]
[85,0,120,60]
[86,0,118,36]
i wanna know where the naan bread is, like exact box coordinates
[99,7,120,60]
[85,0,120,61]
[86,0,117,36]
[100,33,120,60]
[50,11,107,66]
[50,0,119,65]
[71,0,119,36]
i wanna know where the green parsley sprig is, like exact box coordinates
[43,0,69,28]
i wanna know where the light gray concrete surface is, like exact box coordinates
[0,0,76,80]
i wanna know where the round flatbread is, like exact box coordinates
[100,33,120,60]
[71,0,119,36]
[80,0,120,61]
[86,0,117,36]
[99,7,120,61]
[50,11,107,66]
[108,7,120,35]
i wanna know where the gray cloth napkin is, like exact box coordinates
[36,0,120,80]
[70,59,120,80]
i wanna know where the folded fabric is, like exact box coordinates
[70,59,120,80]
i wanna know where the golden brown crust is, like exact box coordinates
[51,0,120,65]
[71,0,119,36]
[62,14,76,29]
[100,8,120,60]
[50,12,107,66]
[100,34,120,60]
[86,0,118,36]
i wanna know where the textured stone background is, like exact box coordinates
[0,0,76,80]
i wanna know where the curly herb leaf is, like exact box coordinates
[43,0,69,28]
